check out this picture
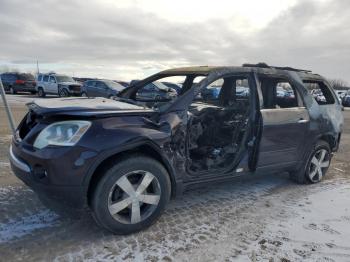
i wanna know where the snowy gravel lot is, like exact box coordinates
[0,94,350,261]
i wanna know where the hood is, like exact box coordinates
[58,81,81,86]
[27,97,154,116]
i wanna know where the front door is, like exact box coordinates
[254,74,310,170]
[48,75,58,94]
[185,73,255,176]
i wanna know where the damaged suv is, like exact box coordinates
[9,64,343,234]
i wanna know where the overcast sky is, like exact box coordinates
[0,0,349,82]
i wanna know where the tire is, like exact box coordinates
[91,155,171,234]
[290,140,331,184]
[58,88,69,97]
[37,87,45,97]
[81,92,87,97]
[9,87,16,94]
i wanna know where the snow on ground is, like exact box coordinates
[0,186,60,243]
[0,209,59,243]
[174,179,350,262]
[254,183,350,261]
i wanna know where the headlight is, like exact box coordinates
[33,121,91,149]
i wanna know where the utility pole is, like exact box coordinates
[0,76,16,135]
[37,60,40,74]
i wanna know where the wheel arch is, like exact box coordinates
[318,133,338,151]
[85,142,179,207]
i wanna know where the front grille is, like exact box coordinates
[69,85,81,91]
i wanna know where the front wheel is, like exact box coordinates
[290,140,331,184]
[58,88,69,97]
[91,155,171,234]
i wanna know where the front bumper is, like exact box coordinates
[9,143,94,209]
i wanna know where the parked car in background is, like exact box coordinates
[200,85,221,100]
[36,73,82,97]
[342,90,350,107]
[133,81,177,101]
[81,79,126,98]
[162,82,182,94]
[73,77,97,85]
[0,72,36,94]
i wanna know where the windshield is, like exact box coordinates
[55,75,74,83]
[117,74,208,112]
[105,80,125,91]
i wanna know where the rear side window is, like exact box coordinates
[95,81,106,89]
[43,75,49,82]
[303,81,335,105]
[259,76,302,109]
[37,74,43,81]
[1,74,9,81]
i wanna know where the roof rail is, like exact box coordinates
[242,62,270,69]
[242,62,312,73]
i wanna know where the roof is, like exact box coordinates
[158,64,323,80]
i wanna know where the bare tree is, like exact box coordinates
[328,78,349,90]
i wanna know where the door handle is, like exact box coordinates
[297,119,309,123]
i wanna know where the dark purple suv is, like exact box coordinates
[9,64,343,234]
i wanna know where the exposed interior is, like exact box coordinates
[187,76,251,172]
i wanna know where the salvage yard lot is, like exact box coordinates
[1,95,350,261]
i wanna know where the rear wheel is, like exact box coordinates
[81,92,87,97]
[290,140,331,184]
[37,87,45,97]
[91,155,171,234]
[9,87,16,94]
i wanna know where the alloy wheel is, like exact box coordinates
[59,89,68,97]
[308,148,330,183]
[108,170,161,224]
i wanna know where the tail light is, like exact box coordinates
[15,79,25,84]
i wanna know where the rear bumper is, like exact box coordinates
[9,144,88,209]
[14,85,36,92]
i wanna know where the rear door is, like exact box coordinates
[254,74,310,170]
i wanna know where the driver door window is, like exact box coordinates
[187,75,251,173]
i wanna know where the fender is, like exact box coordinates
[82,138,182,197]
